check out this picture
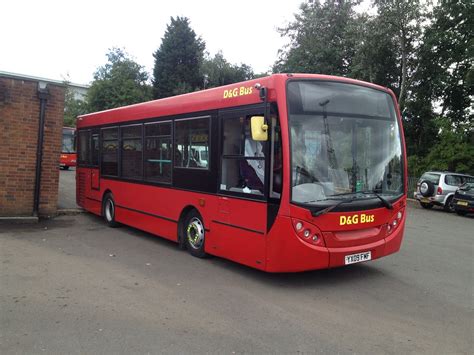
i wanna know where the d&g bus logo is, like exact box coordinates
[223,86,253,99]
[339,213,375,226]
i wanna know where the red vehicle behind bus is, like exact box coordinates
[60,127,76,169]
[76,74,407,272]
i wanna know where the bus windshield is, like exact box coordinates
[62,128,76,154]
[288,81,404,205]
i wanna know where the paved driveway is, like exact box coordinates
[1,204,472,354]
[58,169,78,210]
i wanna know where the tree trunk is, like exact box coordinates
[399,30,407,112]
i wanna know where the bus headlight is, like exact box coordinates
[291,218,325,246]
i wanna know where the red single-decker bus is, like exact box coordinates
[76,74,407,272]
[60,127,77,169]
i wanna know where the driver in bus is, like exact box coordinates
[240,137,265,193]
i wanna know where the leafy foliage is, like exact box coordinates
[202,51,254,88]
[372,0,425,111]
[274,0,361,76]
[153,17,205,98]
[349,14,399,91]
[63,85,88,127]
[276,0,473,176]
[87,48,152,112]
[420,0,473,128]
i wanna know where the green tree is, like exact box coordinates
[153,17,205,98]
[349,14,399,90]
[405,0,473,164]
[420,0,473,128]
[373,0,425,112]
[63,84,88,127]
[87,48,152,112]
[274,0,361,76]
[423,118,474,174]
[202,51,254,88]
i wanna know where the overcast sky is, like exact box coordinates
[1,0,305,85]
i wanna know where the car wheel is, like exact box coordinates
[443,196,455,212]
[419,180,435,197]
[420,202,433,209]
[183,210,207,258]
[456,210,467,216]
[103,193,119,227]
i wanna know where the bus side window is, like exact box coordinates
[78,130,90,165]
[270,117,282,198]
[175,117,210,169]
[221,114,266,195]
[121,124,143,180]
[91,133,99,166]
[145,121,172,183]
[101,127,118,176]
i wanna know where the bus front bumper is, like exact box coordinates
[265,216,405,272]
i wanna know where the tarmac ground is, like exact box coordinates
[1,201,472,354]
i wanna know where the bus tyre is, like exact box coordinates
[184,210,207,258]
[103,194,119,228]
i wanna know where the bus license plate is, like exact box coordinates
[345,251,371,265]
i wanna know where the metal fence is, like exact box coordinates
[407,176,419,198]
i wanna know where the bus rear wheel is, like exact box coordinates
[103,193,119,228]
[184,210,206,258]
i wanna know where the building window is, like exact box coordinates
[220,114,266,195]
[121,124,143,179]
[101,127,118,176]
[145,121,172,183]
[175,117,210,169]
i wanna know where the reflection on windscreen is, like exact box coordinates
[62,132,75,153]
[288,81,403,204]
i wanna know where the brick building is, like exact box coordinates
[0,72,66,218]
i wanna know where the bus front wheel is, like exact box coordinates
[184,210,207,258]
[103,193,119,228]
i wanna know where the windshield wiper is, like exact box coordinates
[327,190,393,210]
[311,196,358,217]
[310,190,393,217]
[359,190,393,210]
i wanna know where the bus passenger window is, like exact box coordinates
[221,114,266,196]
[145,122,172,183]
[91,133,99,166]
[175,117,210,169]
[101,127,118,176]
[78,130,90,165]
[121,124,143,179]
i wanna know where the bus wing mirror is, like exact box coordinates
[250,116,268,141]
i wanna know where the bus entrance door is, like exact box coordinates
[213,196,267,270]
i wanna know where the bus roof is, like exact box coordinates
[77,73,392,128]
